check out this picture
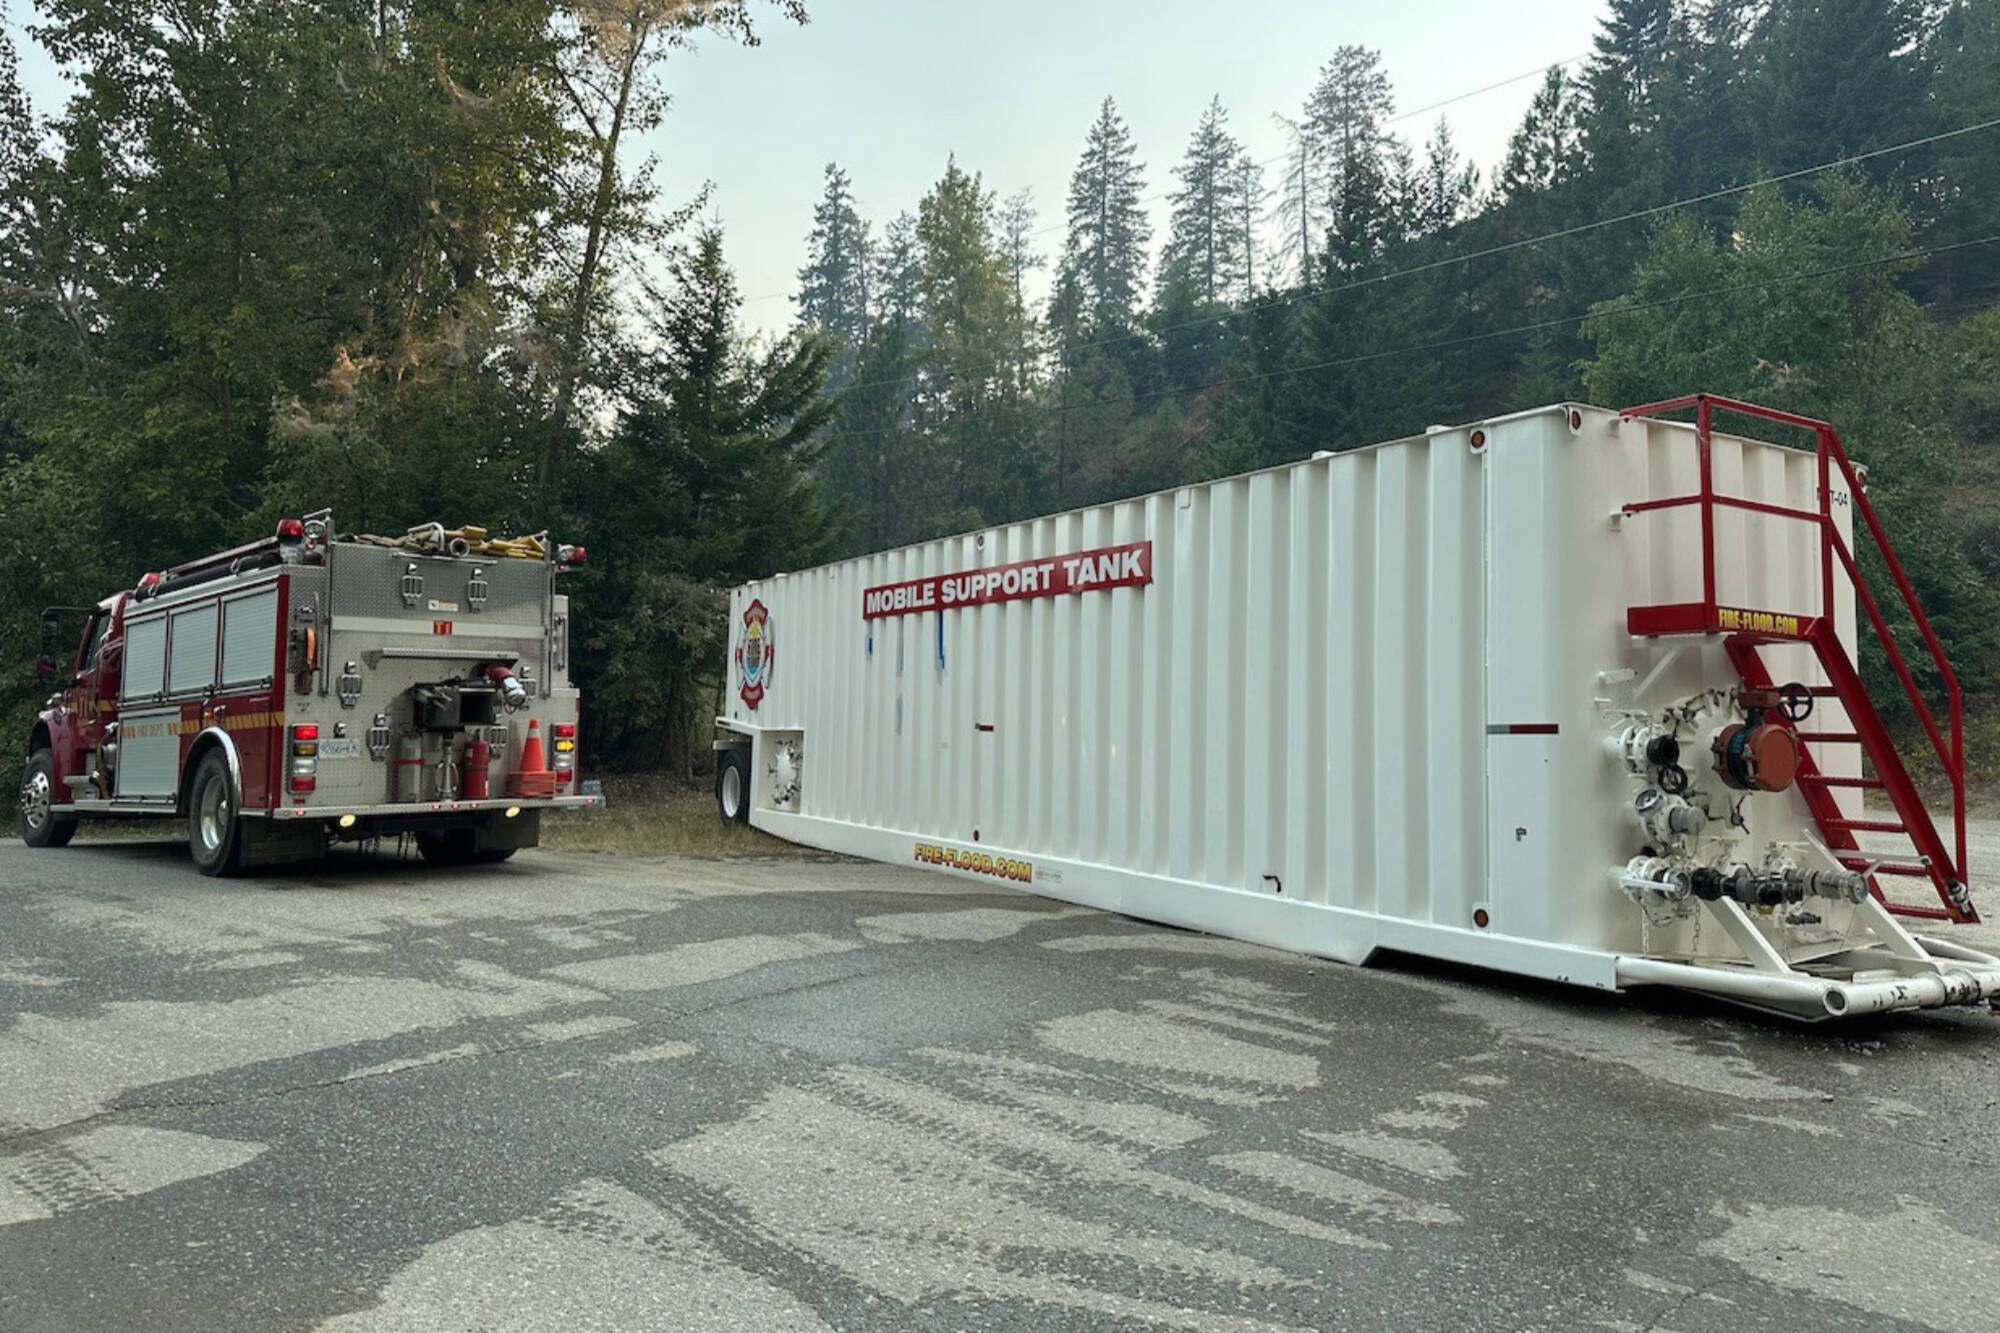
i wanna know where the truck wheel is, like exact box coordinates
[717,748,751,824]
[18,750,78,849]
[187,750,243,876]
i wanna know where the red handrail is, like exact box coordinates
[1620,393,1967,884]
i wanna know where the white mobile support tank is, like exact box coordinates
[718,399,2000,1020]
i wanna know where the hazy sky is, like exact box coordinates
[6,0,1611,334]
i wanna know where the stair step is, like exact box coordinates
[1825,819,1908,833]
[1836,857,1933,877]
[1798,731,1860,744]
[1885,902,1957,922]
[1799,775,1884,789]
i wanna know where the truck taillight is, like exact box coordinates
[289,724,319,794]
[553,723,577,781]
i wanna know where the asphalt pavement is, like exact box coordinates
[2,832,1999,1332]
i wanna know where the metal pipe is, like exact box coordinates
[1910,935,2000,968]
[1616,957,1843,1018]
[1616,955,2000,1019]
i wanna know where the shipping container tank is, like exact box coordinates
[716,397,1999,1020]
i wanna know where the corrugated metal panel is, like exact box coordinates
[168,602,219,695]
[724,405,1866,985]
[122,616,167,702]
[220,587,279,688]
[115,707,179,799]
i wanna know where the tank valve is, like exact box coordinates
[1633,787,1706,843]
[1610,723,1681,777]
[1618,856,1692,903]
[484,663,529,711]
[1711,688,1800,792]
[1691,864,1754,903]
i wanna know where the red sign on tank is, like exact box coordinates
[862,542,1153,620]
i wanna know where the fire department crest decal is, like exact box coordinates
[737,599,774,709]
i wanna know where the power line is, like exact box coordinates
[821,113,2000,395]
[738,51,1591,306]
[808,233,2000,449]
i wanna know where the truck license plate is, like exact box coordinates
[318,738,362,760]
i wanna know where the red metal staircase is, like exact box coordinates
[1619,394,1974,925]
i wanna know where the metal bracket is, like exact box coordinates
[400,563,424,608]
[337,662,363,709]
[1707,898,1795,975]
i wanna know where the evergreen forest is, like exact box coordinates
[3,1,1999,782]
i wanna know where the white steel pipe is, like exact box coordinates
[1911,935,2000,968]
[1616,955,2000,1019]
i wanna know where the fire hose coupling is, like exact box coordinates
[1609,722,1680,775]
[1788,865,1871,905]
[484,663,529,710]
[1618,856,1692,902]
[1634,786,1707,843]
[1686,862,1866,907]
[1609,721,1690,795]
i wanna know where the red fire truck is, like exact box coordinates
[17,512,597,873]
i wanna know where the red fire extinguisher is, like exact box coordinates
[462,735,492,800]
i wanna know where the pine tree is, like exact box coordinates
[1271,112,1321,284]
[1305,46,1395,171]
[1495,67,1585,206]
[1158,97,1252,305]
[1056,97,1150,333]
[917,157,1033,526]
[583,222,838,769]
[1276,46,1396,284]
[1579,0,1678,208]
[1923,0,2000,307]
[795,163,873,383]
[995,187,1045,402]
[1414,118,1477,237]
[998,188,1045,315]
[873,210,923,331]
[1756,0,1928,171]
[1233,148,1270,297]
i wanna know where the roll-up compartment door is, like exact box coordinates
[122,617,167,702]
[168,603,219,695]
[220,588,279,688]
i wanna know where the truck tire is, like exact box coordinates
[717,748,751,824]
[186,749,243,876]
[18,750,78,849]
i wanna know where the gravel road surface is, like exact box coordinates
[2,832,1998,1332]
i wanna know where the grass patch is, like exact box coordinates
[541,773,818,859]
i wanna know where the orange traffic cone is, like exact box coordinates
[508,718,556,798]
